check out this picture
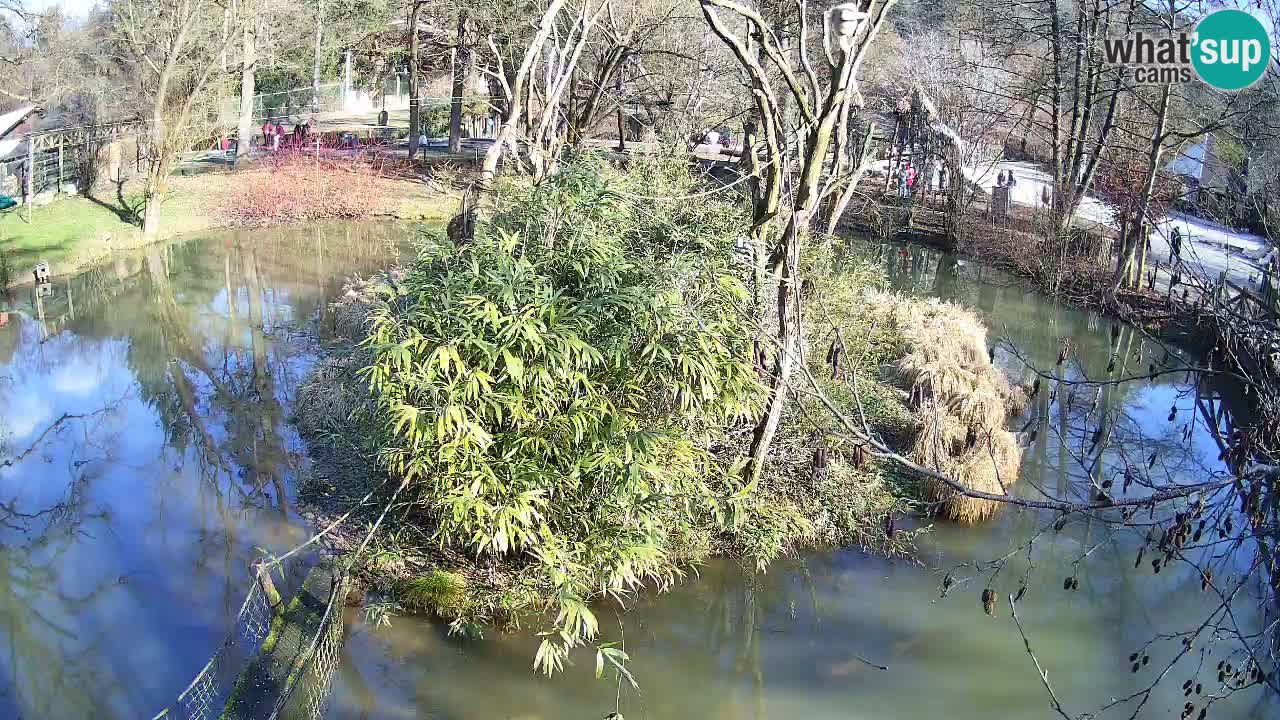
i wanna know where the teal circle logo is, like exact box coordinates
[1192,9,1271,91]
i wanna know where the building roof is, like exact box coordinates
[0,104,39,140]
[1167,138,1213,181]
[0,104,40,160]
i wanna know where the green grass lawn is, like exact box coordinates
[0,167,455,288]
[0,190,209,285]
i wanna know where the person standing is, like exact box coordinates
[417,131,429,159]
[262,118,274,151]
[1169,225,1183,265]
[997,170,1006,188]
[897,164,909,199]
[1007,170,1017,189]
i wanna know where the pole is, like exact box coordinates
[615,61,626,153]
[343,49,352,110]
[57,139,64,193]
[25,135,34,223]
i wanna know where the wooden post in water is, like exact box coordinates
[255,562,283,608]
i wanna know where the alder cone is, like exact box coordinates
[981,588,996,616]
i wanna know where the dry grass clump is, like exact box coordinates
[295,274,391,439]
[323,272,401,340]
[294,350,371,438]
[867,292,1024,523]
[910,402,1022,523]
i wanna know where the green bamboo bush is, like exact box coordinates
[341,155,929,676]
[362,156,767,673]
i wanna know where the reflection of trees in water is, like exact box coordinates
[127,223,404,511]
[587,560,810,720]
[0,412,125,719]
[0,221,406,719]
[845,237,1275,716]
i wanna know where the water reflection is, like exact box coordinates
[325,239,1273,720]
[0,221,408,719]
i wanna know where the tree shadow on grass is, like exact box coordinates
[84,180,142,227]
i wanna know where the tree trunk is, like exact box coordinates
[448,10,470,154]
[408,1,423,157]
[142,96,168,241]
[478,0,567,190]
[312,0,324,113]
[1048,0,1065,237]
[142,181,163,240]
[825,125,874,235]
[1108,83,1171,299]
[746,55,855,482]
[237,13,257,162]
[568,47,626,146]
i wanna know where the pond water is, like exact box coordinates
[0,221,408,719]
[0,227,1272,719]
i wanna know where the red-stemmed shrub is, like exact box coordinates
[221,146,398,226]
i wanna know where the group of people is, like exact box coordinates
[895,162,950,200]
[261,118,313,151]
[896,162,918,199]
[996,169,1018,189]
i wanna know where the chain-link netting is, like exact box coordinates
[149,479,398,720]
[271,574,348,720]
[150,581,274,720]
[150,560,348,720]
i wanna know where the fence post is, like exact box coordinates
[25,134,34,223]
[57,139,64,194]
[255,562,283,609]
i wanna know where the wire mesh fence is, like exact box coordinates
[148,556,347,720]
[218,83,347,124]
[149,581,276,720]
[271,573,348,720]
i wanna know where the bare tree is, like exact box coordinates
[476,0,569,188]
[702,0,898,482]
[115,0,232,240]
[235,1,261,162]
